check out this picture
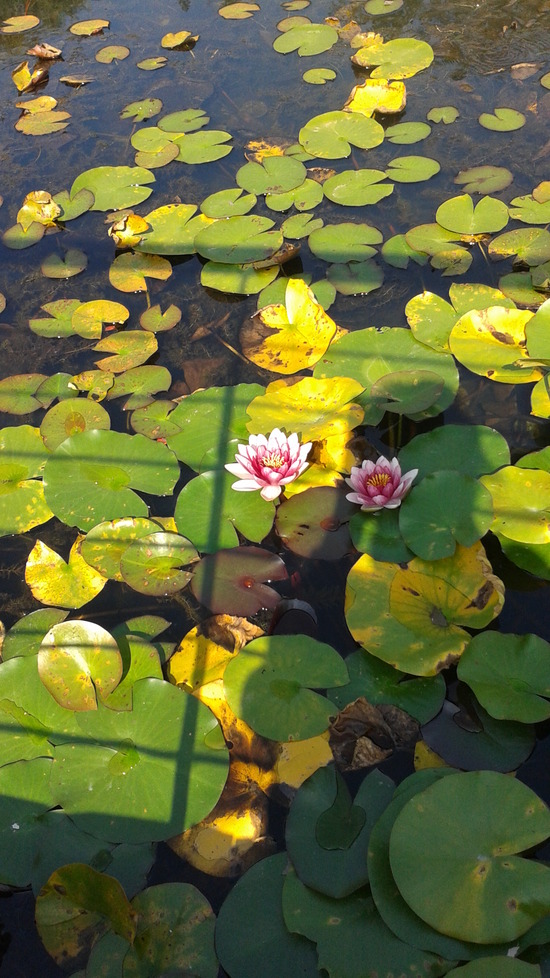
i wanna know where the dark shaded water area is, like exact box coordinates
[1,0,550,975]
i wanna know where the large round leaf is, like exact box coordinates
[43,430,180,530]
[40,398,111,451]
[223,634,348,741]
[299,110,384,159]
[421,699,535,772]
[50,678,229,843]
[273,22,338,56]
[352,37,434,78]
[458,632,550,723]
[285,765,394,897]
[323,169,392,206]
[450,308,541,384]
[345,544,504,676]
[237,156,306,195]
[174,469,276,552]
[0,424,53,536]
[398,425,510,480]
[70,166,155,211]
[167,383,264,472]
[215,852,320,978]
[119,531,197,596]
[436,195,509,235]
[191,546,287,615]
[389,771,550,943]
[25,537,108,609]
[480,466,550,544]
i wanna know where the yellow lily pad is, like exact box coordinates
[25,537,108,609]
[71,300,130,339]
[449,306,543,384]
[345,543,504,676]
[108,252,172,292]
[37,620,122,711]
[2,15,40,33]
[480,465,550,544]
[343,78,406,117]
[240,278,338,374]
[246,376,364,441]
[160,31,198,49]
[69,19,109,35]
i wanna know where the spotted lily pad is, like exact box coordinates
[119,531,198,596]
[191,546,288,615]
[480,465,550,544]
[449,307,541,383]
[345,543,504,676]
[109,253,172,292]
[174,469,276,552]
[25,538,108,609]
[389,771,550,943]
[223,634,348,741]
[40,398,110,451]
[80,517,162,581]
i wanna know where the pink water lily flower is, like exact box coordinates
[345,455,418,512]
[225,428,312,501]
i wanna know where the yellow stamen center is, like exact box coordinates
[262,450,284,469]
[367,472,390,488]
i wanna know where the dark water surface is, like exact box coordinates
[1,0,550,974]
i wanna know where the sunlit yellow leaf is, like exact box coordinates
[2,15,40,33]
[25,537,108,609]
[12,60,48,93]
[343,77,406,117]
[108,213,151,248]
[17,191,61,230]
[219,3,260,19]
[108,252,172,292]
[160,30,198,49]
[414,740,448,771]
[168,615,263,691]
[449,306,543,384]
[246,375,364,441]
[282,462,343,497]
[71,300,130,339]
[15,95,57,112]
[315,428,358,472]
[15,111,70,136]
[240,278,339,374]
[271,732,333,792]
[69,19,109,36]
[244,138,289,162]
[70,370,114,400]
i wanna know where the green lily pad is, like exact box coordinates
[365,0,403,13]
[422,698,536,773]
[109,253,172,292]
[40,398,110,451]
[122,883,217,978]
[266,178,323,212]
[201,188,257,218]
[367,768,511,961]
[303,67,336,84]
[349,507,413,563]
[167,383,264,471]
[96,45,129,63]
[285,765,394,897]
[41,248,87,279]
[139,303,181,333]
[37,620,122,711]
[498,533,550,581]
[273,22,338,56]
[53,188,95,221]
[120,98,163,121]
[172,128,233,164]
[299,110,384,159]
[327,649,445,725]
[481,465,550,544]
[135,203,210,255]
[71,299,130,339]
[29,298,83,338]
[508,193,550,225]
[458,632,550,723]
[195,215,283,264]
[398,471,494,560]
[327,260,384,295]
[0,425,54,536]
[106,365,171,410]
[398,424,511,480]
[201,260,279,294]
[174,469,276,552]
[454,165,513,194]
[369,369,445,415]
[345,543,504,676]
[191,546,288,616]
[43,429,180,531]
[479,107,526,131]
[50,678,229,843]
[405,291,457,351]
[283,868,452,978]
[446,962,540,977]
[308,223,382,263]
[426,105,459,123]
[323,169,392,206]
[381,234,430,269]
[384,121,431,143]
[275,486,355,559]
[389,771,550,943]
[216,853,320,978]
[35,863,136,970]
[70,166,155,211]
[490,228,550,267]
[436,194,509,235]
[223,633,348,741]
[0,373,48,414]
[2,221,45,249]
[1,608,68,660]
[93,331,157,373]
[119,531,197,596]
[158,108,209,133]
[498,271,547,305]
[313,326,459,422]
[281,212,324,238]
[237,156,306,195]
[352,37,434,79]
[385,155,440,183]
[0,758,55,876]
[130,401,180,440]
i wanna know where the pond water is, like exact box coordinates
[1,1,550,976]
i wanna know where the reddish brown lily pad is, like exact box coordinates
[191,546,287,615]
[275,487,355,559]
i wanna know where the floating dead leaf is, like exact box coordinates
[26,42,62,59]
[307,167,337,183]
[2,15,40,33]
[160,30,198,50]
[16,109,70,136]
[329,696,419,771]
[510,62,542,80]
[12,61,48,93]
[69,19,109,36]
[17,191,61,230]
[108,213,151,248]
[59,75,93,87]
[244,138,290,162]
[15,95,57,112]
